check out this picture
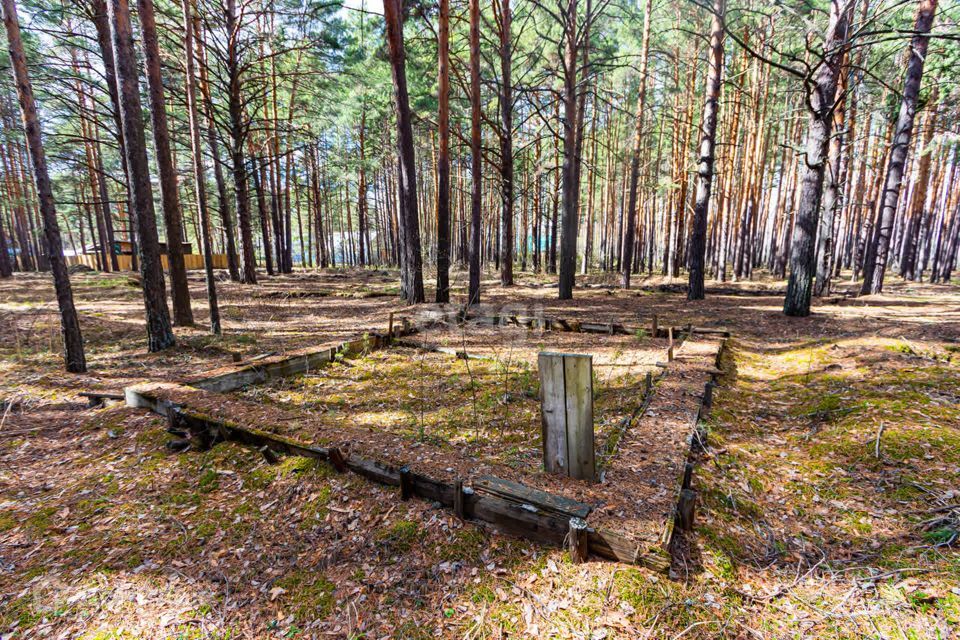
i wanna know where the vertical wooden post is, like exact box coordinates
[327,447,347,473]
[682,462,694,490]
[677,489,697,531]
[453,479,465,518]
[257,445,279,464]
[703,380,714,409]
[399,466,412,500]
[387,311,395,343]
[667,326,675,362]
[568,517,589,563]
[539,352,595,481]
[645,371,653,395]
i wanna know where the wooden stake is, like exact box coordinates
[399,465,412,500]
[703,381,714,409]
[568,517,589,563]
[667,327,675,362]
[387,311,395,343]
[328,446,347,473]
[677,489,696,531]
[682,462,694,491]
[258,445,279,465]
[454,479,465,518]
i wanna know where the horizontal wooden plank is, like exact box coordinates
[79,391,125,400]
[474,475,592,519]
[587,528,671,572]
[467,493,570,545]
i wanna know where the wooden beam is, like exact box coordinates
[473,476,592,519]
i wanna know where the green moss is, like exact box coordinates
[392,620,433,639]
[198,468,219,493]
[300,486,333,528]
[376,519,420,555]
[233,502,260,518]
[82,630,138,640]
[25,505,57,535]
[0,509,16,532]
[275,570,335,622]
[470,584,496,604]
[923,526,957,545]
[195,521,218,539]
[438,527,486,563]
[1,595,42,629]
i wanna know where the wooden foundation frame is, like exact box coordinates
[124,309,728,570]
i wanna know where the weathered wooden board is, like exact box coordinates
[539,352,594,481]
[564,354,595,481]
[539,352,568,475]
[473,476,592,519]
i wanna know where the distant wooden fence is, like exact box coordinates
[66,253,228,271]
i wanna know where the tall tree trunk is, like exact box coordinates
[0,199,11,277]
[181,0,220,334]
[467,0,482,304]
[107,0,175,350]
[383,0,425,303]
[436,0,451,302]
[498,0,514,286]
[358,112,368,266]
[251,153,273,274]
[900,91,937,280]
[688,0,724,300]
[89,0,137,271]
[225,0,257,284]
[783,0,850,316]
[558,0,580,300]
[861,0,937,294]
[621,0,652,289]
[2,0,86,370]
[137,0,193,324]
[195,20,240,281]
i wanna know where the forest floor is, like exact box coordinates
[1,267,959,639]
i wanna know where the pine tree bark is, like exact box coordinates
[861,0,937,295]
[621,0,653,289]
[900,92,938,280]
[783,0,849,317]
[181,0,220,334]
[136,0,193,325]
[558,0,580,300]
[0,203,11,277]
[467,0,482,304]
[2,0,86,370]
[498,0,514,286]
[225,0,257,284]
[687,0,724,301]
[383,0,425,303]
[107,0,175,351]
[195,20,240,282]
[813,40,851,297]
[435,0,451,302]
[358,112,368,267]
[89,0,136,271]
[252,155,274,274]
